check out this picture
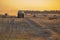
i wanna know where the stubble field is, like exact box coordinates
[0,16,60,40]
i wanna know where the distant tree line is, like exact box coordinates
[24,10,60,14]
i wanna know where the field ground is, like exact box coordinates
[0,17,60,40]
[28,17,60,40]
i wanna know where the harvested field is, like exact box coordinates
[0,17,60,40]
[28,17,60,40]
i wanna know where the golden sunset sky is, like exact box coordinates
[0,0,60,16]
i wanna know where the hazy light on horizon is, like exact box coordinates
[0,0,60,16]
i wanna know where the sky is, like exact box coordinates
[0,0,60,16]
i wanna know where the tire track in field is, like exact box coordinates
[24,18,52,37]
